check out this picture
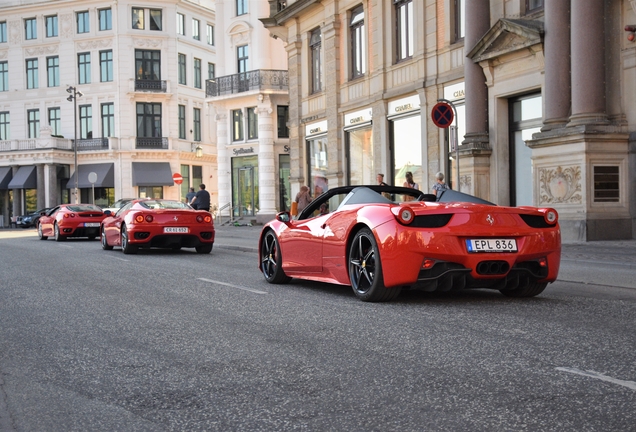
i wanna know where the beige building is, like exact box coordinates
[262,0,636,242]
[0,0,218,225]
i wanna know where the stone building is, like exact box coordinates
[262,0,636,242]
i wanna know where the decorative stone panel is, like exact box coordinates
[538,165,582,204]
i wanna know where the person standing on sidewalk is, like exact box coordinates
[185,187,196,207]
[190,184,211,211]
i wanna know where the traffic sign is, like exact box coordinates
[431,102,454,128]
[172,173,183,185]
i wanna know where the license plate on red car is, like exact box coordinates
[466,239,517,253]
[84,222,100,227]
[164,227,188,233]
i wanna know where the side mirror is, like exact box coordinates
[275,211,291,223]
[103,210,112,216]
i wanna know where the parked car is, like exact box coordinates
[16,208,51,228]
[259,185,561,302]
[37,204,108,241]
[101,198,136,214]
[101,199,215,254]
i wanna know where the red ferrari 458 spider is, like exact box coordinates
[37,204,107,241]
[100,199,215,254]
[259,185,561,302]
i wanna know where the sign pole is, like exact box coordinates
[436,98,459,191]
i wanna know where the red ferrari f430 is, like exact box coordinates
[37,204,107,241]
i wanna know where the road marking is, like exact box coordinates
[103,254,129,262]
[556,367,636,391]
[198,278,267,295]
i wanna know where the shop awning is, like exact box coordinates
[7,166,36,189]
[132,162,174,186]
[66,163,115,189]
[0,167,12,190]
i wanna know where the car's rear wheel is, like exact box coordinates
[37,223,47,240]
[348,228,401,302]
[54,223,65,242]
[195,243,213,254]
[260,230,291,284]
[121,224,137,255]
[101,226,113,250]
[500,281,547,298]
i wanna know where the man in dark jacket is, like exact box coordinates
[190,184,210,211]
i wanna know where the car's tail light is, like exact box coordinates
[64,213,76,218]
[145,215,153,223]
[135,215,145,223]
[544,208,558,225]
[396,206,414,225]
[196,215,204,223]
[204,215,212,223]
[421,258,436,269]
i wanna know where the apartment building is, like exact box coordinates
[262,0,636,241]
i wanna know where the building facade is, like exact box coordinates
[0,0,218,226]
[262,0,636,242]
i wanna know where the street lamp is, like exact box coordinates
[67,86,83,203]
[192,143,203,158]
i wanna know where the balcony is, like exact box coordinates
[136,137,169,149]
[134,79,167,92]
[75,138,109,151]
[206,70,288,98]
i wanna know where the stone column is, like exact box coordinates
[11,166,21,221]
[257,94,278,218]
[285,35,303,189]
[569,0,608,126]
[36,164,45,209]
[463,0,490,146]
[47,164,58,208]
[215,111,231,217]
[322,15,343,187]
[542,0,571,130]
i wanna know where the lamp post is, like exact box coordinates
[67,86,83,203]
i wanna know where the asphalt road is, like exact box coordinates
[0,230,635,431]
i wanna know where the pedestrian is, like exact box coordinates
[403,171,419,190]
[377,173,388,186]
[185,187,196,206]
[295,185,313,212]
[431,172,449,196]
[190,184,211,211]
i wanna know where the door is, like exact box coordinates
[509,94,542,206]
[238,167,255,217]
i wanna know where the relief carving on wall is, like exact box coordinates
[25,45,59,56]
[539,165,582,204]
[77,39,112,50]
[133,38,163,48]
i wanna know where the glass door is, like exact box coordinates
[238,167,254,216]
[232,155,259,217]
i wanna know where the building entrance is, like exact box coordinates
[232,155,259,217]
[509,94,542,206]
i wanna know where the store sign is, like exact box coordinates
[232,147,255,156]
[344,108,372,128]
[388,95,420,119]
[305,120,328,137]
[444,82,465,101]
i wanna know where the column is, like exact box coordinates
[216,111,231,217]
[36,164,45,209]
[257,95,277,216]
[542,0,571,130]
[462,0,490,145]
[569,0,608,125]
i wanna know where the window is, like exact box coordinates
[177,13,185,35]
[0,22,6,43]
[27,109,40,138]
[135,50,161,80]
[0,61,7,92]
[136,103,162,137]
[77,11,89,33]
[138,186,163,199]
[207,24,214,45]
[47,56,59,87]
[99,8,112,31]
[78,52,91,84]
[350,6,366,79]
[193,108,201,141]
[150,9,162,31]
[26,59,38,89]
[454,0,465,42]
[192,19,200,40]
[101,103,115,137]
[526,0,544,14]
[25,18,37,40]
[208,62,215,79]
[46,15,58,37]
[594,166,619,203]
[237,0,248,16]
[232,109,244,141]
[194,58,201,89]
[0,112,9,140]
[79,105,92,139]
[247,107,258,140]
[395,0,413,62]
[237,45,249,73]
[48,107,61,136]
[178,53,186,85]
[132,8,144,29]
[310,28,322,93]
[100,50,113,82]
[277,106,289,138]
[178,105,186,139]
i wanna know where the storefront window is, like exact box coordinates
[279,154,291,211]
[392,115,422,191]
[231,155,259,217]
[138,186,163,199]
[308,136,328,196]
[80,187,114,207]
[347,126,373,186]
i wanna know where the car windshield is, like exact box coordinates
[66,205,102,212]
[112,199,132,208]
[139,200,190,210]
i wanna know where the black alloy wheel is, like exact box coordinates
[260,230,291,284]
[101,226,113,250]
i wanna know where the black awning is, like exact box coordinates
[66,163,115,189]
[132,162,174,186]
[0,167,12,190]
[7,166,36,189]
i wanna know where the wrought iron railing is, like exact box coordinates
[136,137,169,149]
[206,70,288,97]
[75,137,109,151]
[135,80,167,92]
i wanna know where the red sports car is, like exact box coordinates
[100,199,215,254]
[37,204,107,241]
[259,185,561,302]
